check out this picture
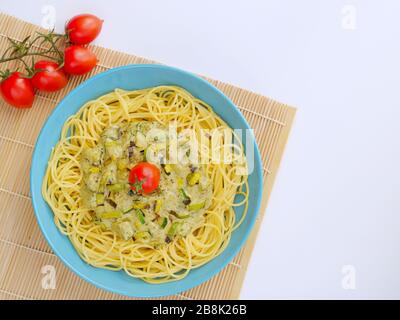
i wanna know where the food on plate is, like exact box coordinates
[80,122,212,244]
[43,85,248,283]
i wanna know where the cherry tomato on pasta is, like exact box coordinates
[129,162,160,194]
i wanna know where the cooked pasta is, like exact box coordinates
[42,85,248,283]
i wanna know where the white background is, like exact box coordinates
[1,0,399,299]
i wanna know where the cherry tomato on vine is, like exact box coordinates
[66,14,103,45]
[31,60,68,92]
[63,45,97,75]
[129,162,161,194]
[0,72,35,108]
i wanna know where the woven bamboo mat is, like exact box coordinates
[0,12,296,300]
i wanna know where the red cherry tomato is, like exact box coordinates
[0,72,35,108]
[31,60,68,92]
[63,45,97,75]
[129,162,160,194]
[66,14,103,45]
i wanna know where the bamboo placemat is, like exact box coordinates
[0,12,296,300]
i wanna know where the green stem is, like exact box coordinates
[0,51,59,64]
[18,58,30,70]
[48,37,64,61]
[0,32,65,65]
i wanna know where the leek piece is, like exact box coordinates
[99,211,122,219]
[187,202,205,211]
[167,221,181,237]
[108,183,125,192]
[158,217,168,229]
[136,209,145,224]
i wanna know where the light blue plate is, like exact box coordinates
[30,64,263,298]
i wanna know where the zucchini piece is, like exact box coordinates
[186,172,200,185]
[136,209,145,224]
[180,188,190,199]
[157,217,168,229]
[179,188,191,205]
[84,172,101,192]
[113,221,134,240]
[170,210,190,219]
[99,211,122,219]
[123,206,135,214]
[102,162,117,184]
[105,140,123,160]
[187,202,205,211]
[102,126,120,141]
[167,221,181,237]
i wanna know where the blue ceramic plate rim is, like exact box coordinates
[30,64,263,298]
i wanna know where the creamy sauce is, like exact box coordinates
[80,121,212,246]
